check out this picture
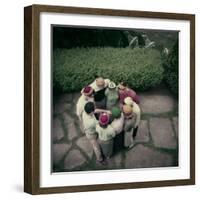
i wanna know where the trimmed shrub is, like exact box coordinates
[163,40,178,96]
[53,47,164,93]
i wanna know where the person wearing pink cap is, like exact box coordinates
[96,113,116,159]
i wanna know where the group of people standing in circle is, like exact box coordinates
[76,76,141,165]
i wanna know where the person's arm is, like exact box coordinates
[104,79,111,87]
[129,89,140,104]
[133,102,141,128]
[76,98,82,118]
[104,88,108,97]
[94,108,111,115]
[109,126,116,138]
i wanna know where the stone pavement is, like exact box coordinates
[53,86,178,172]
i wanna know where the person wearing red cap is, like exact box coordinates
[118,81,140,105]
[76,86,94,121]
[96,113,116,159]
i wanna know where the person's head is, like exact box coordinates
[99,113,110,128]
[96,77,105,89]
[111,107,121,119]
[122,104,133,119]
[84,102,95,115]
[124,97,134,107]
[118,81,127,90]
[108,81,116,90]
[83,86,94,97]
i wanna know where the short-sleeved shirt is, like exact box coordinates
[124,115,136,132]
[118,88,140,104]
[76,95,94,118]
[110,113,124,134]
[132,101,141,127]
[82,111,97,139]
[123,101,141,131]
[96,124,116,141]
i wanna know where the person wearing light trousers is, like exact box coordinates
[82,102,103,163]
[96,113,116,159]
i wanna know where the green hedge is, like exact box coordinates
[163,40,178,96]
[53,47,164,93]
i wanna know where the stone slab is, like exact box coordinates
[56,93,73,103]
[62,112,74,124]
[66,122,78,141]
[172,117,178,138]
[114,152,123,168]
[64,149,86,170]
[73,93,81,104]
[76,136,94,159]
[53,118,64,141]
[53,143,71,166]
[54,102,71,114]
[139,94,174,114]
[149,118,177,149]
[125,144,174,168]
[135,120,149,143]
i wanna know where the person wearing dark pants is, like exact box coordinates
[110,107,125,153]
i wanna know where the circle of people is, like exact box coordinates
[76,77,141,164]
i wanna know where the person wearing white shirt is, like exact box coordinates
[122,98,141,149]
[96,113,116,159]
[124,97,141,132]
[76,86,94,121]
[82,102,103,163]
[89,77,110,109]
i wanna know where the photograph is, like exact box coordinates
[52,26,179,172]
[24,5,195,194]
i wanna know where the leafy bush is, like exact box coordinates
[53,47,164,93]
[163,40,178,96]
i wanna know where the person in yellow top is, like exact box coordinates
[122,97,141,148]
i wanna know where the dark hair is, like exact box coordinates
[120,81,127,87]
[99,123,108,129]
[84,102,95,114]
[94,74,103,79]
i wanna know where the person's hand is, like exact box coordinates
[106,110,112,115]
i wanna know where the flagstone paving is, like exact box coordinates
[52,85,178,172]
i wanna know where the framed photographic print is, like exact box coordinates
[24,4,195,194]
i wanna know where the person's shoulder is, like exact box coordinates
[96,123,102,131]
[120,113,125,119]
[108,124,115,131]
[128,88,136,95]
[104,79,111,86]
[133,102,140,111]
[89,80,96,88]
[82,110,87,118]
[133,101,140,107]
